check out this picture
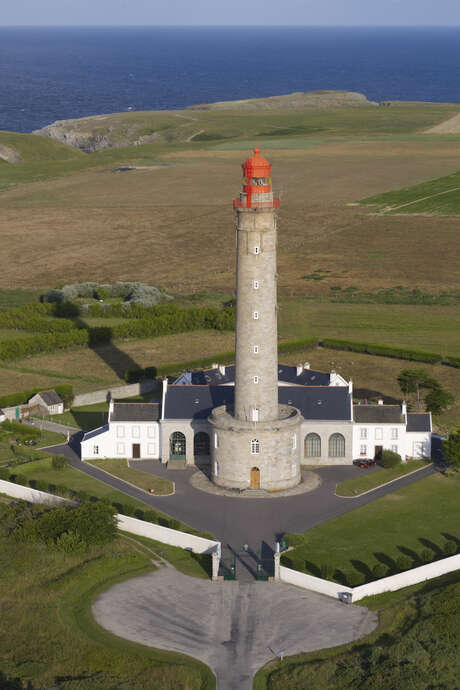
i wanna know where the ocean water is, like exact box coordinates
[1,26,460,133]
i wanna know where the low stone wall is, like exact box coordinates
[0,479,221,579]
[2,404,30,421]
[73,380,157,407]
[117,514,220,556]
[0,479,71,505]
[278,555,460,602]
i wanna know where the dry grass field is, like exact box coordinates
[1,139,460,295]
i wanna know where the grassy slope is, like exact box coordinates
[0,531,214,689]
[0,427,65,465]
[281,473,460,584]
[254,571,460,690]
[335,459,428,497]
[90,459,174,495]
[360,168,460,214]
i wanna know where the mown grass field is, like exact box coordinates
[90,458,174,495]
[0,528,215,689]
[254,571,460,690]
[335,458,428,497]
[0,426,65,466]
[281,472,460,585]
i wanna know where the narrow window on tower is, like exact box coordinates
[292,434,297,450]
[254,246,260,255]
[252,408,259,422]
[253,279,259,289]
[253,344,259,354]
[253,311,259,320]
[253,375,259,384]
[251,438,260,454]
[214,432,219,449]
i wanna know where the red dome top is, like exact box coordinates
[242,148,272,178]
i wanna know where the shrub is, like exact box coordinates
[372,563,389,579]
[396,555,413,571]
[168,518,180,531]
[425,388,455,415]
[444,355,460,369]
[0,468,10,480]
[320,563,334,580]
[278,338,318,354]
[51,454,70,470]
[283,533,305,547]
[120,503,135,517]
[442,540,458,556]
[143,510,159,523]
[54,530,87,554]
[346,571,365,587]
[12,473,27,486]
[133,509,145,520]
[443,429,460,469]
[380,450,402,468]
[421,548,433,564]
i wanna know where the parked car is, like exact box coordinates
[353,458,375,468]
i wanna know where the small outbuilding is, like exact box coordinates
[28,390,64,416]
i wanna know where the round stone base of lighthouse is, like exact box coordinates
[209,404,303,491]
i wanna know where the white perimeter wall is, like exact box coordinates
[280,554,460,602]
[0,479,220,559]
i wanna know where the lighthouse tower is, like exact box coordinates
[210,149,303,491]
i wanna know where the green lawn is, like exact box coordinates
[0,427,65,466]
[281,473,460,585]
[360,168,460,215]
[0,530,215,689]
[89,458,173,495]
[49,402,109,430]
[335,458,429,497]
[122,532,211,579]
[254,571,460,690]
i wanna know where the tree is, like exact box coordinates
[443,429,460,469]
[425,388,455,415]
[397,369,441,411]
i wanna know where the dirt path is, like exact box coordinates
[425,112,460,134]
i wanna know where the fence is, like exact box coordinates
[73,380,157,407]
[0,479,221,579]
[276,553,460,602]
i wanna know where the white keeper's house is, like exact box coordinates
[80,363,432,466]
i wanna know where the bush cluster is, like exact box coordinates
[321,338,442,364]
[0,330,89,362]
[380,449,402,468]
[0,302,76,334]
[124,366,157,383]
[44,281,172,307]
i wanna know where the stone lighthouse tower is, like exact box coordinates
[210,149,303,490]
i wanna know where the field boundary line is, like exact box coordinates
[335,462,433,499]
[381,186,460,213]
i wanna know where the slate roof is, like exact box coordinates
[82,424,109,441]
[110,403,160,422]
[353,405,403,424]
[37,390,63,406]
[173,364,331,386]
[406,413,431,432]
[163,385,352,421]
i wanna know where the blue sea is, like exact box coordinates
[1,26,460,133]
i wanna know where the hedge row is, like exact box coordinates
[0,330,89,362]
[320,338,443,364]
[278,337,318,354]
[0,303,76,333]
[0,384,74,410]
[444,356,460,369]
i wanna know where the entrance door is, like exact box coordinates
[374,445,383,462]
[132,443,141,459]
[250,467,260,489]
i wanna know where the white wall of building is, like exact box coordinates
[404,433,432,460]
[81,421,160,461]
[352,422,406,460]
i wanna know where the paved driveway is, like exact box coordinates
[51,438,434,555]
[93,566,377,690]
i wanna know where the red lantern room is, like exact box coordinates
[233,148,280,209]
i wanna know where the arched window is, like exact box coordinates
[251,438,260,454]
[305,433,321,458]
[194,431,210,456]
[329,433,345,457]
[170,431,186,458]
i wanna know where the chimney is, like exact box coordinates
[348,379,353,394]
[378,399,384,405]
[212,362,218,370]
[402,400,407,421]
[161,377,168,421]
[109,399,114,421]
[218,364,226,376]
[296,364,303,376]
[304,362,310,369]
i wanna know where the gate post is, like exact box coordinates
[274,542,281,580]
